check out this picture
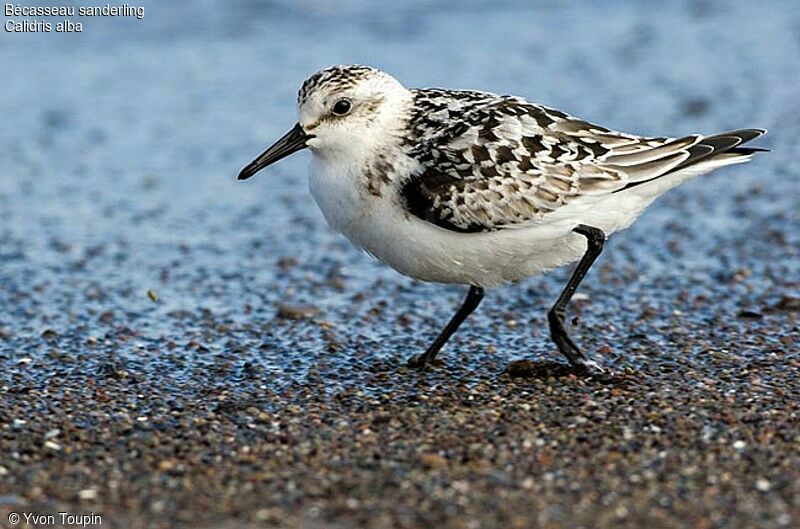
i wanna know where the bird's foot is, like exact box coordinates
[406,352,444,371]
[570,358,613,382]
[406,353,429,370]
[548,312,611,380]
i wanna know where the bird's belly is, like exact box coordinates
[369,213,591,287]
[309,162,588,287]
[322,198,586,288]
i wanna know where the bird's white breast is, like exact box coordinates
[308,156,366,234]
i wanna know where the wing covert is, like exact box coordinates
[402,91,674,232]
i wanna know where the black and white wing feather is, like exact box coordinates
[401,89,765,233]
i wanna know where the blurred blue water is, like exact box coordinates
[0,1,797,382]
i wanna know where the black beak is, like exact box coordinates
[238,123,312,180]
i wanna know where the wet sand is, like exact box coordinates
[1,1,798,528]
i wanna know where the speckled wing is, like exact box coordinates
[401,89,764,233]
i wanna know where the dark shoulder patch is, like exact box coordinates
[400,169,489,234]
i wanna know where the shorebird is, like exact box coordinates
[238,65,766,375]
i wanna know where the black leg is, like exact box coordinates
[548,224,606,372]
[408,286,485,370]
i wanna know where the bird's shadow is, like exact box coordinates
[397,357,630,386]
[502,359,625,385]
[504,359,576,378]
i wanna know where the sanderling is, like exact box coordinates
[238,65,766,375]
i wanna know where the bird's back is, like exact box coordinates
[399,88,765,235]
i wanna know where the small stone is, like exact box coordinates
[276,304,320,320]
[44,440,62,451]
[147,289,158,302]
[737,310,763,319]
[255,508,281,523]
[773,296,800,312]
[78,488,98,500]
[755,478,771,491]
[419,453,448,470]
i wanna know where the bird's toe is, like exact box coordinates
[572,359,614,382]
[406,354,427,370]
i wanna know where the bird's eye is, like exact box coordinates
[332,99,352,116]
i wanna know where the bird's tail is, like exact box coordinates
[614,128,768,192]
[662,128,768,176]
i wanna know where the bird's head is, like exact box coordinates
[238,65,410,180]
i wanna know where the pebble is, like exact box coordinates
[419,453,448,470]
[78,489,98,500]
[276,304,320,320]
